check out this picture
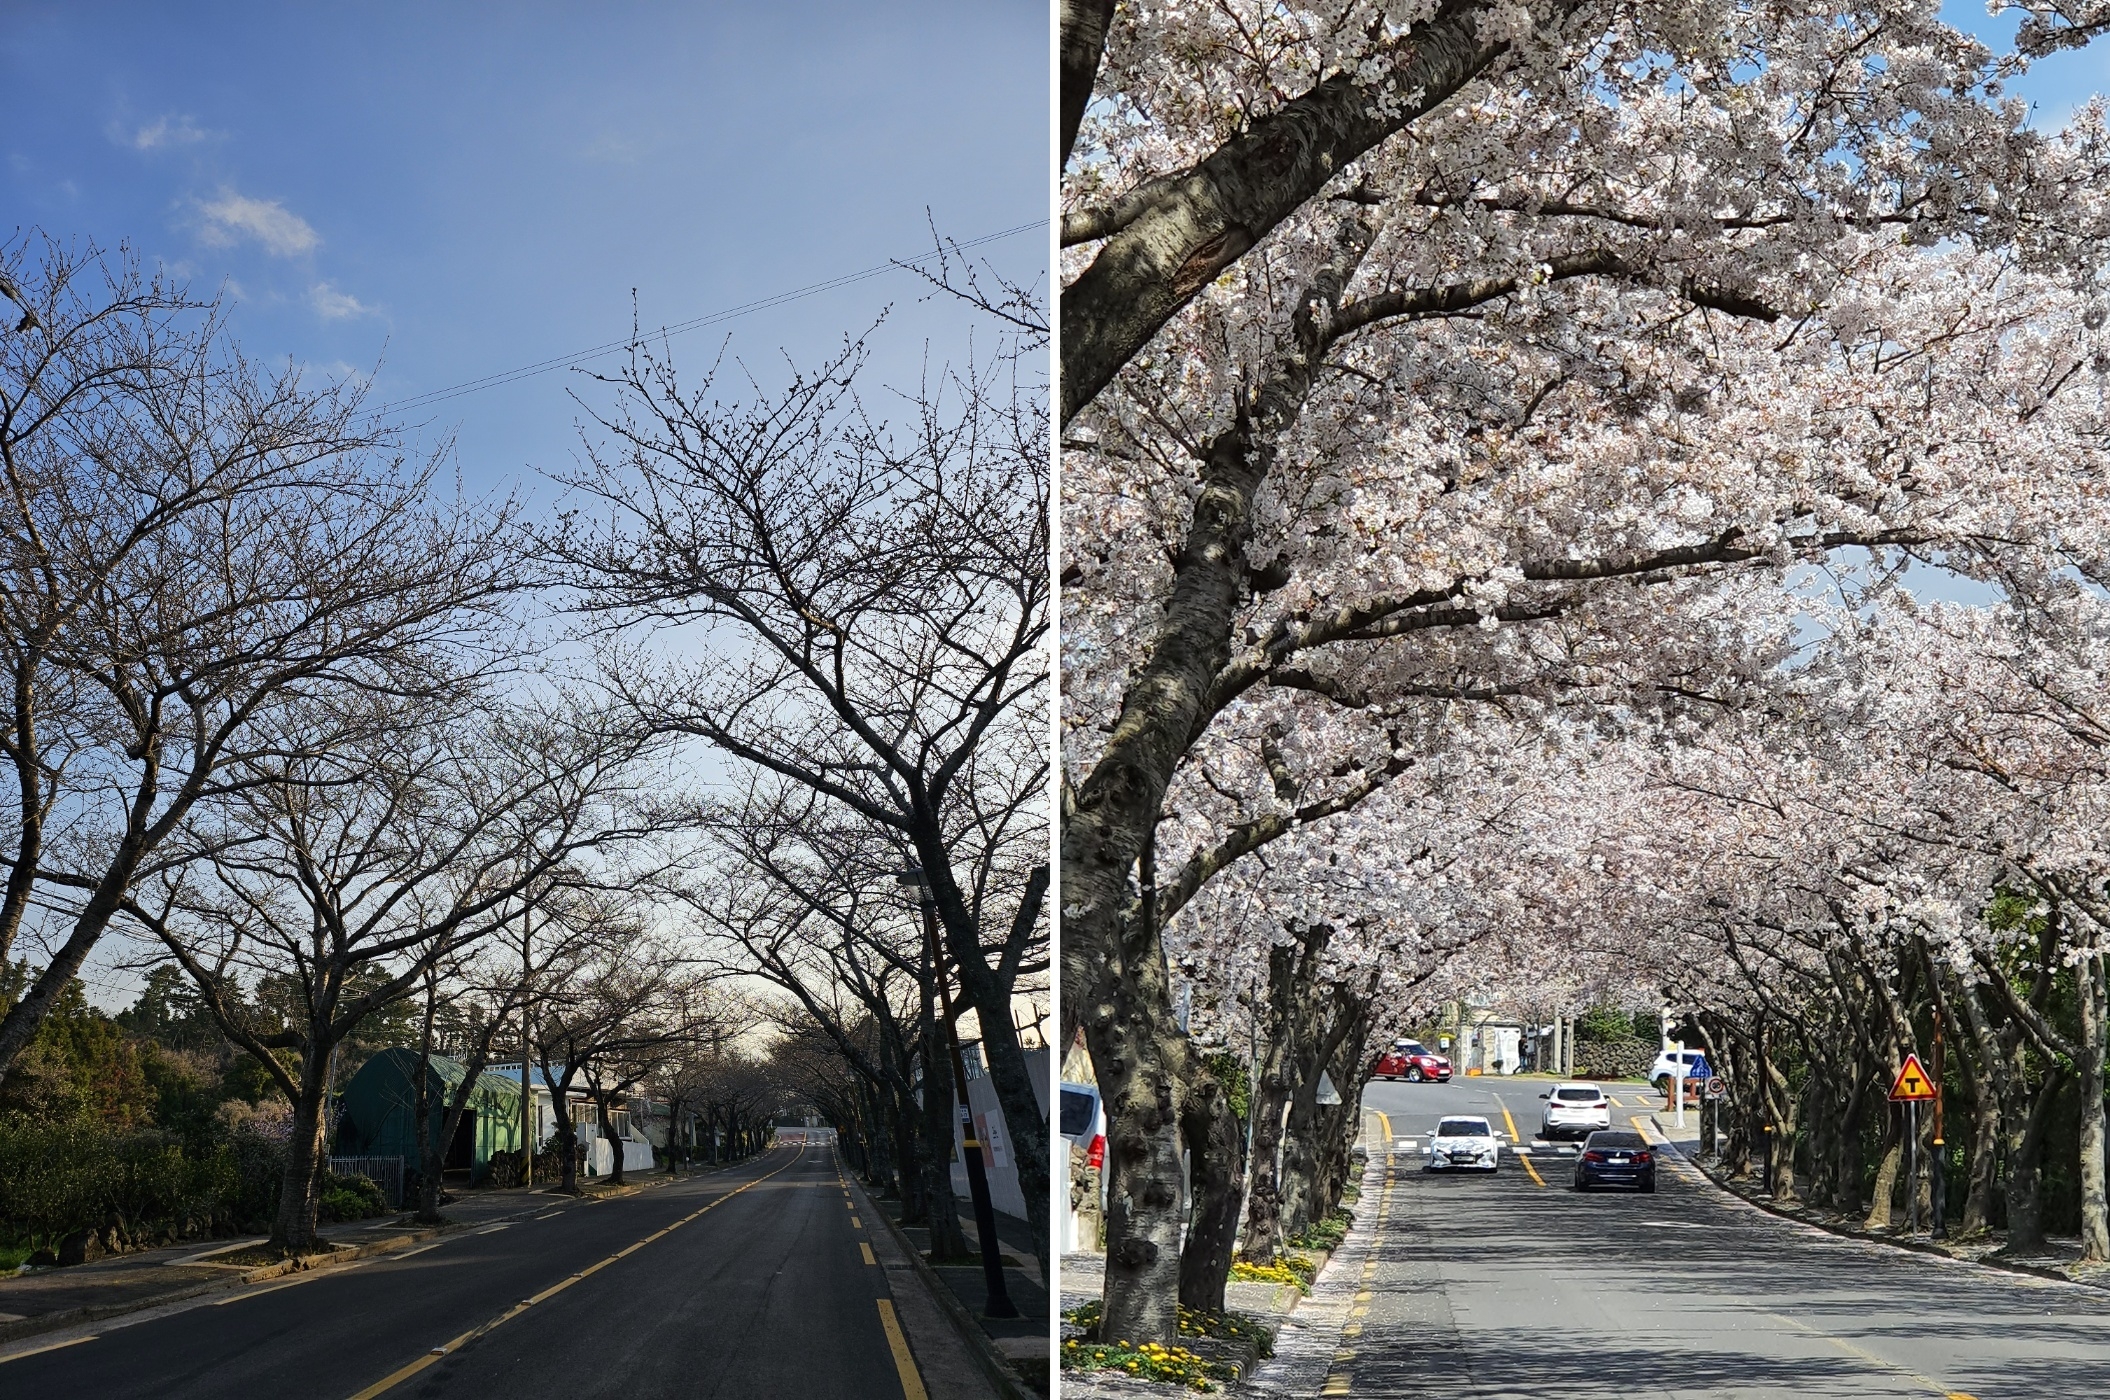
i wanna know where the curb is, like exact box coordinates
[1644,1113,2107,1295]
[0,1152,775,1350]
[0,1224,451,1349]
[848,1173,1038,1400]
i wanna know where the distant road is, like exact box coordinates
[1349,1075,2110,1398]
[0,1139,931,1400]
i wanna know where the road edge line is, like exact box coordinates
[847,1163,1035,1400]
[877,1299,931,1400]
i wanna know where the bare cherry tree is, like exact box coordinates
[0,233,515,1081]
[128,690,661,1255]
[543,299,1052,1257]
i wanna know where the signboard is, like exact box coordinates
[1888,1053,1937,1101]
[1703,1076,1727,1100]
[1684,1054,1713,1080]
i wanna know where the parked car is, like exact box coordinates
[1572,1129,1656,1192]
[1649,1049,1711,1098]
[1538,1082,1613,1140]
[1371,1038,1453,1082]
[1425,1116,1500,1172]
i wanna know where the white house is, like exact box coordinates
[485,1064,655,1176]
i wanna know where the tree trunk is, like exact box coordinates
[546,1072,582,1194]
[270,1055,333,1255]
[1177,1067,1245,1315]
[2002,1066,2064,1256]
[1237,939,1309,1263]
[918,1041,970,1261]
[1064,225,1378,1348]
[1863,1123,1901,1232]
[2075,951,2109,1262]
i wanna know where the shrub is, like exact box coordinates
[317,1172,389,1223]
[0,1118,286,1255]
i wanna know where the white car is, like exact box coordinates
[1425,1115,1501,1172]
[1538,1082,1613,1140]
[1649,1049,1710,1093]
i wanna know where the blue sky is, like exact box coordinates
[1,3,1047,510]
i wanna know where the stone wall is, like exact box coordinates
[1573,1036,1656,1080]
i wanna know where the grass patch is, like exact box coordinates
[1061,1338,1237,1392]
[1287,1206,1353,1252]
[0,1241,34,1273]
[1062,1301,1275,1358]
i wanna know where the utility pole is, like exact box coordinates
[1930,1009,1946,1238]
[520,913,534,1188]
[900,866,1019,1320]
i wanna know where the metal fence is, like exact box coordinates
[327,1155,405,1209]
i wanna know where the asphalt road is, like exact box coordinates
[0,1137,931,1400]
[1354,1075,2110,1399]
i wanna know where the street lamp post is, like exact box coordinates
[899,865,1019,1320]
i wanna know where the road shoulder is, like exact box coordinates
[848,1170,1039,1400]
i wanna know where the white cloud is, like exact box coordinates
[308,282,372,321]
[194,188,319,257]
[126,114,216,150]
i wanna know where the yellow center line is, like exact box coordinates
[345,1143,801,1400]
[1491,1094,1521,1143]
[861,1242,877,1266]
[876,1299,929,1400]
[1491,1093,1545,1186]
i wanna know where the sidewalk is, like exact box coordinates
[846,1174,1046,1399]
[0,1162,711,1347]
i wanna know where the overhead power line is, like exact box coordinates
[382,220,1041,415]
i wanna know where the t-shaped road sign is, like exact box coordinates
[1888,1053,1937,1101]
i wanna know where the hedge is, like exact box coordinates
[0,1119,287,1253]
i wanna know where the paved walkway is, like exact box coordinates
[888,1198,1048,1393]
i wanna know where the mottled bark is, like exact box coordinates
[1067,223,1376,1347]
[1059,0,1117,170]
[1090,902,1189,1346]
[271,1051,333,1255]
[1176,1067,1246,1314]
[2075,950,2109,1261]
[1060,0,1544,422]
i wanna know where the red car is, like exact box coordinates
[1372,1039,1452,1082]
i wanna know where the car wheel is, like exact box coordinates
[1572,1177,1587,1191]
[1407,1068,1424,1083]
[1641,1177,1656,1194]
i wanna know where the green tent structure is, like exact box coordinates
[335,1048,524,1184]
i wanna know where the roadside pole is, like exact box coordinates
[1906,1099,1919,1236]
[1931,1012,1947,1238]
[520,916,533,1188]
[1673,1041,1686,1129]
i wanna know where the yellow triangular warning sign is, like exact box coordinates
[1888,1053,1936,1102]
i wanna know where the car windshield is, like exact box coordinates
[1554,1088,1602,1101]
[1587,1133,1645,1149]
[1436,1119,1489,1138]
[1059,1090,1096,1137]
